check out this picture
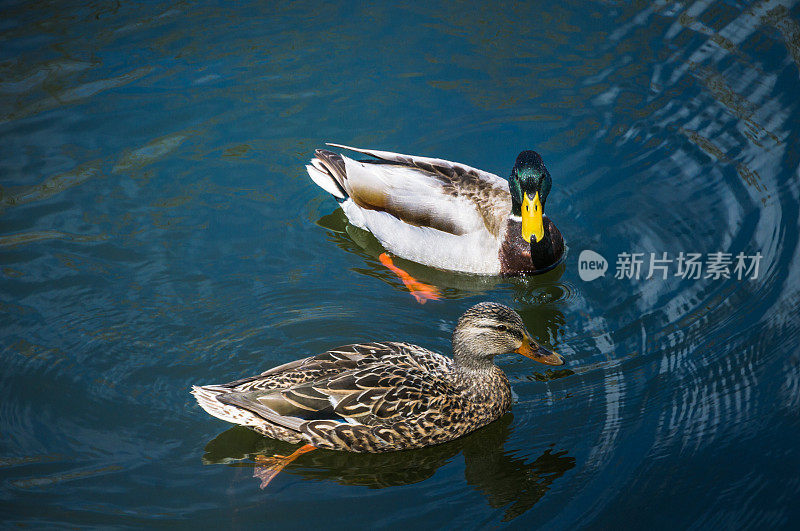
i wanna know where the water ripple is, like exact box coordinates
[1,0,799,527]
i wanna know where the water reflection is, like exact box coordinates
[2,0,799,526]
[202,413,574,520]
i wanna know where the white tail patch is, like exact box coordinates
[306,164,346,199]
[191,386,263,428]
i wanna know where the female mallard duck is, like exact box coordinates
[306,144,564,275]
[192,302,563,455]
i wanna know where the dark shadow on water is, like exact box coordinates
[203,414,575,521]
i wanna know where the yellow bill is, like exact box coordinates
[521,191,544,243]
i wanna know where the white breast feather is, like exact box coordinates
[342,201,502,274]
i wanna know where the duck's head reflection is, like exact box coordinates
[203,414,574,520]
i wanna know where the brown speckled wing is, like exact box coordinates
[298,371,473,452]
[212,342,457,438]
[194,340,513,452]
[214,343,395,392]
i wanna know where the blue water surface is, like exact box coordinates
[2,1,800,528]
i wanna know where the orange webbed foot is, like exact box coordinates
[253,444,316,489]
[378,253,442,304]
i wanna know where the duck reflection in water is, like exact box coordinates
[203,413,574,521]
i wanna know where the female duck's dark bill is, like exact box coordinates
[515,335,564,366]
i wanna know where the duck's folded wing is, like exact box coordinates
[325,145,511,238]
[328,143,507,187]
[217,343,452,430]
[213,342,409,393]
[216,361,457,431]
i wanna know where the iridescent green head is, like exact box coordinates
[509,151,552,243]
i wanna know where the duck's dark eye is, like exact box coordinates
[496,325,508,332]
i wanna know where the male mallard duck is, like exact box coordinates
[192,302,563,455]
[306,144,564,275]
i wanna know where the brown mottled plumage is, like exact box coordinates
[305,144,564,276]
[192,303,564,453]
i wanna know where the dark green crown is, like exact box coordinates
[509,151,552,216]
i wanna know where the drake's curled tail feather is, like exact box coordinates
[306,149,348,200]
